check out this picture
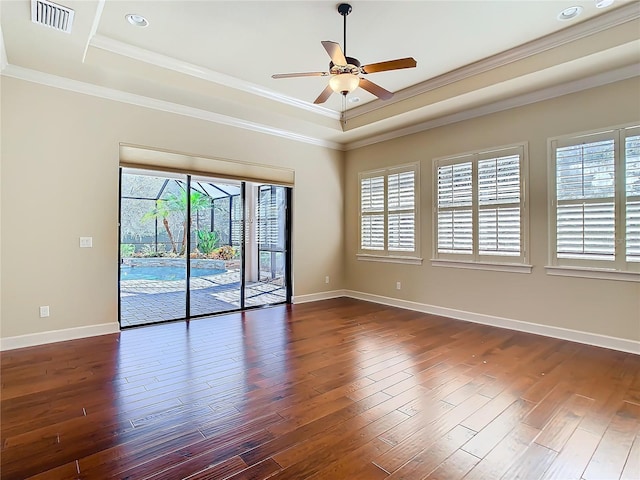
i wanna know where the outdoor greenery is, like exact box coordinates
[212,245,237,260]
[196,230,219,255]
[120,243,135,257]
[142,190,211,255]
[121,174,240,261]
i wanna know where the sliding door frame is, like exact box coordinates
[119,167,291,328]
[285,186,293,303]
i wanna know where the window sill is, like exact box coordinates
[545,266,640,282]
[357,254,423,265]
[431,259,533,274]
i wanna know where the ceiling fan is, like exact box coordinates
[272,3,417,105]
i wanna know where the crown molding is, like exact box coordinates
[345,63,640,151]
[88,34,340,121]
[0,24,7,72]
[82,0,106,63]
[1,64,344,151]
[347,2,640,121]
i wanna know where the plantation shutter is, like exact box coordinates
[434,145,526,265]
[360,175,385,251]
[257,186,280,249]
[625,129,640,263]
[388,169,416,251]
[555,136,616,261]
[478,154,521,256]
[230,195,243,247]
[359,164,419,257]
[436,161,473,254]
[550,125,640,274]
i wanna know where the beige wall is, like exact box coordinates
[2,75,639,345]
[0,77,344,339]
[345,77,640,342]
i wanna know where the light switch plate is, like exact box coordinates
[80,237,93,248]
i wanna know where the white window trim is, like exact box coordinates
[357,254,423,265]
[432,143,530,271]
[545,265,640,282]
[431,259,532,273]
[547,123,640,282]
[358,163,421,263]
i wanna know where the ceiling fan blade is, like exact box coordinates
[359,78,393,100]
[361,57,417,74]
[272,72,329,79]
[313,84,334,104]
[321,41,347,66]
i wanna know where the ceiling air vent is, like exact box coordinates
[31,0,75,34]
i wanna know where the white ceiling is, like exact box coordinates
[1,1,639,149]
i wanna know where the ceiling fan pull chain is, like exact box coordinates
[341,95,347,125]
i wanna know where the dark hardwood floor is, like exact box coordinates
[1,298,639,479]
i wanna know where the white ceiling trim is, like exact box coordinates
[82,0,105,63]
[3,60,636,155]
[347,2,640,121]
[0,24,7,72]
[89,34,340,121]
[1,64,344,151]
[346,63,640,151]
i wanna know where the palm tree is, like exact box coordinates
[164,190,212,255]
[141,199,178,254]
[142,189,212,255]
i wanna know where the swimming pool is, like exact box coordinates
[120,266,226,281]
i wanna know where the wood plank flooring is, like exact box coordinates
[1,298,639,479]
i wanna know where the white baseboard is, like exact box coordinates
[342,290,640,355]
[3,292,636,355]
[293,290,347,304]
[0,322,120,351]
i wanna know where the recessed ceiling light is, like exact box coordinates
[595,0,614,8]
[126,14,148,27]
[348,97,360,103]
[557,6,583,21]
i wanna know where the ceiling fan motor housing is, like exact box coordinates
[329,56,361,75]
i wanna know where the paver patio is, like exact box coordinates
[120,270,286,327]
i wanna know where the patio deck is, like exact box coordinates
[120,270,286,327]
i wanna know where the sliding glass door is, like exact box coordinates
[119,168,291,327]
[119,170,188,326]
[244,185,289,307]
[189,178,243,316]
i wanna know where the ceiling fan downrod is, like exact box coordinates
[338,3,352,56]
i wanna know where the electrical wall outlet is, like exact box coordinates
[396,281,401,290]
[325,276,330,284]
[39,306,50,318]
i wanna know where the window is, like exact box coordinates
[549,125,639,278]
[433,144,529,271]
[359,164,420,263]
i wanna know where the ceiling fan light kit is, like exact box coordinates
[329,72,359,95]
[271,3,417,108]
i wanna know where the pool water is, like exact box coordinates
[120,266,226,281]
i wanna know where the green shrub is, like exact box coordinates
[120,243,135,257]
[196,230,219,255]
